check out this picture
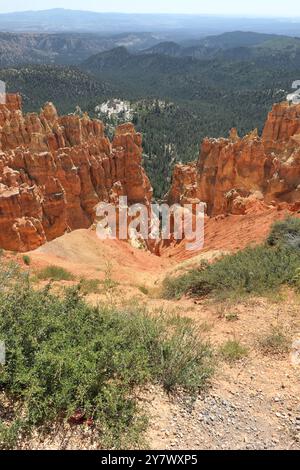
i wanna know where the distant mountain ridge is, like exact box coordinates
[1,9,300,37]
[81,32,300,84]
[0,31,163,66]
[141,31,300,60]
[1,29,300,68]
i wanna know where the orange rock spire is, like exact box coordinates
[168,102,300,216]
[0,95,152,251]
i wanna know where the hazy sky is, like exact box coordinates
[0,0,299,17]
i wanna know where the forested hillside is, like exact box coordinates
[0,65,114,113]
[2,31,300,197]
[82,36,300,196]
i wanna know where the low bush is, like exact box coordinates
[79,278,101,295]
[225,313,239,322]
[220,340,248,363]
[267,217,300,249]
[163,217,300,300]
[138,285,149,295]
[293,268,300,291]
[22,255,31,266]
[37,265,75,282]
[258,327,290,356]
[0,261,213,449]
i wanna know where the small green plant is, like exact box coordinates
[258,327,290,356]
[158,322,213,392]
[293,268,300,291]
[138,285,149,295]
[103,261,118,290]
[225,313,239,322]
[22,255,31,266]
[79,278,101,295]
[220,340,248,363]
[37,265,75,281]
[0,420,24,450]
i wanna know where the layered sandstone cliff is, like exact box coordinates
[0,94,152,251]
[168,102,300,216]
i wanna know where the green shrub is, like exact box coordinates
[220,340,248,363]
[0,261,213,449]
[163,218,300,300]
[138,285,149,295]
[103,261,118,290]
[37,265,75,282]
[22,255,31,266]
[225,313,239,322]
[79,278,101,295]
[163,244,300,299]
[258,327,290,356]
[293,268,300,291]
[267,217,300,249]
[0,420,24,450]
[0,261,23,291]
[155,317,213,392]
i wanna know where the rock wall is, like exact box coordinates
[0,94,152,251]
[168,102,300,216]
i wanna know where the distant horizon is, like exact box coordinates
[0,4,300,19]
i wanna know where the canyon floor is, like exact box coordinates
[5,209,298,451]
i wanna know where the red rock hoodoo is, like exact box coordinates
[168,102,300,216]
[0,94,152,251]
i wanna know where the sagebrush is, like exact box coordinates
[0,261,213,449]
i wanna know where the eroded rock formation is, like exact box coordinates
[168,102,300,216]
[0,94,152,251]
